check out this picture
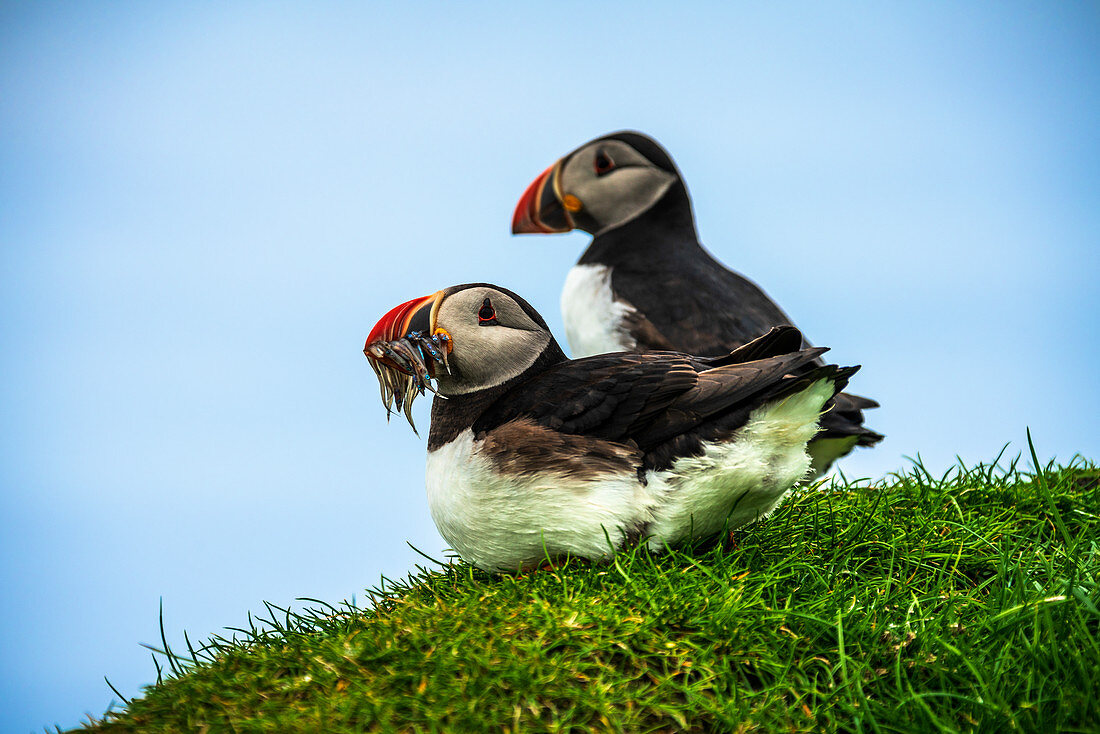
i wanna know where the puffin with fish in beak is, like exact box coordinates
[365,283,863,573]
[511,130,883,475]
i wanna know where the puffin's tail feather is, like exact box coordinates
[819,390,885,447]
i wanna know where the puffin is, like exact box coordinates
[510,130,883,474]
[364,283,862,572]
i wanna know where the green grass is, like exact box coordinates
[82,447,1099,733]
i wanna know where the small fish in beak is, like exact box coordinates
[363,291,449,433]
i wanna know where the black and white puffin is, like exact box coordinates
[364,283,861,572]
[511,131,883,474]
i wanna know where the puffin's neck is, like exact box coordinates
[427,339,568,450]
[577,181,701,267]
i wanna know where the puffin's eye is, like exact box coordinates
[594,151,614,176]
[478,298,498,326]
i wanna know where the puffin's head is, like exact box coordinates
[364,284,558,430]
[512,131,681,237]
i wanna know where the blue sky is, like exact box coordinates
[2,2,1098,730]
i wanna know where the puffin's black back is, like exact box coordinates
[578,170,800,357]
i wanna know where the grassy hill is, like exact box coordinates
[83,448,1099,733]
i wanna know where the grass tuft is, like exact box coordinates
[82,452,1099,733]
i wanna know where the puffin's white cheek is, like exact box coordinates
[438,329,550,395]
[578,168,675,231]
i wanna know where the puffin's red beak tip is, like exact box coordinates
[512,164,558,234]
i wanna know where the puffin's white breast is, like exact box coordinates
[561,264,637,358]
[425,429,657,572]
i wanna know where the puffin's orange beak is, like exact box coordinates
[511,160,574,234]
[364,291,445,373]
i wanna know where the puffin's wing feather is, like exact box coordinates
[696,325,805,368]
[472,352,697,442]
[632,347,829,449]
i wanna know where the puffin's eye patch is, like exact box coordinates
[478,298,499,326]
[594,150,614,176]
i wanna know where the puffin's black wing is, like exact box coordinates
[706,326,882,447]
[697,325,805,367]
[474,329,845,470]
[473,351,697,443]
